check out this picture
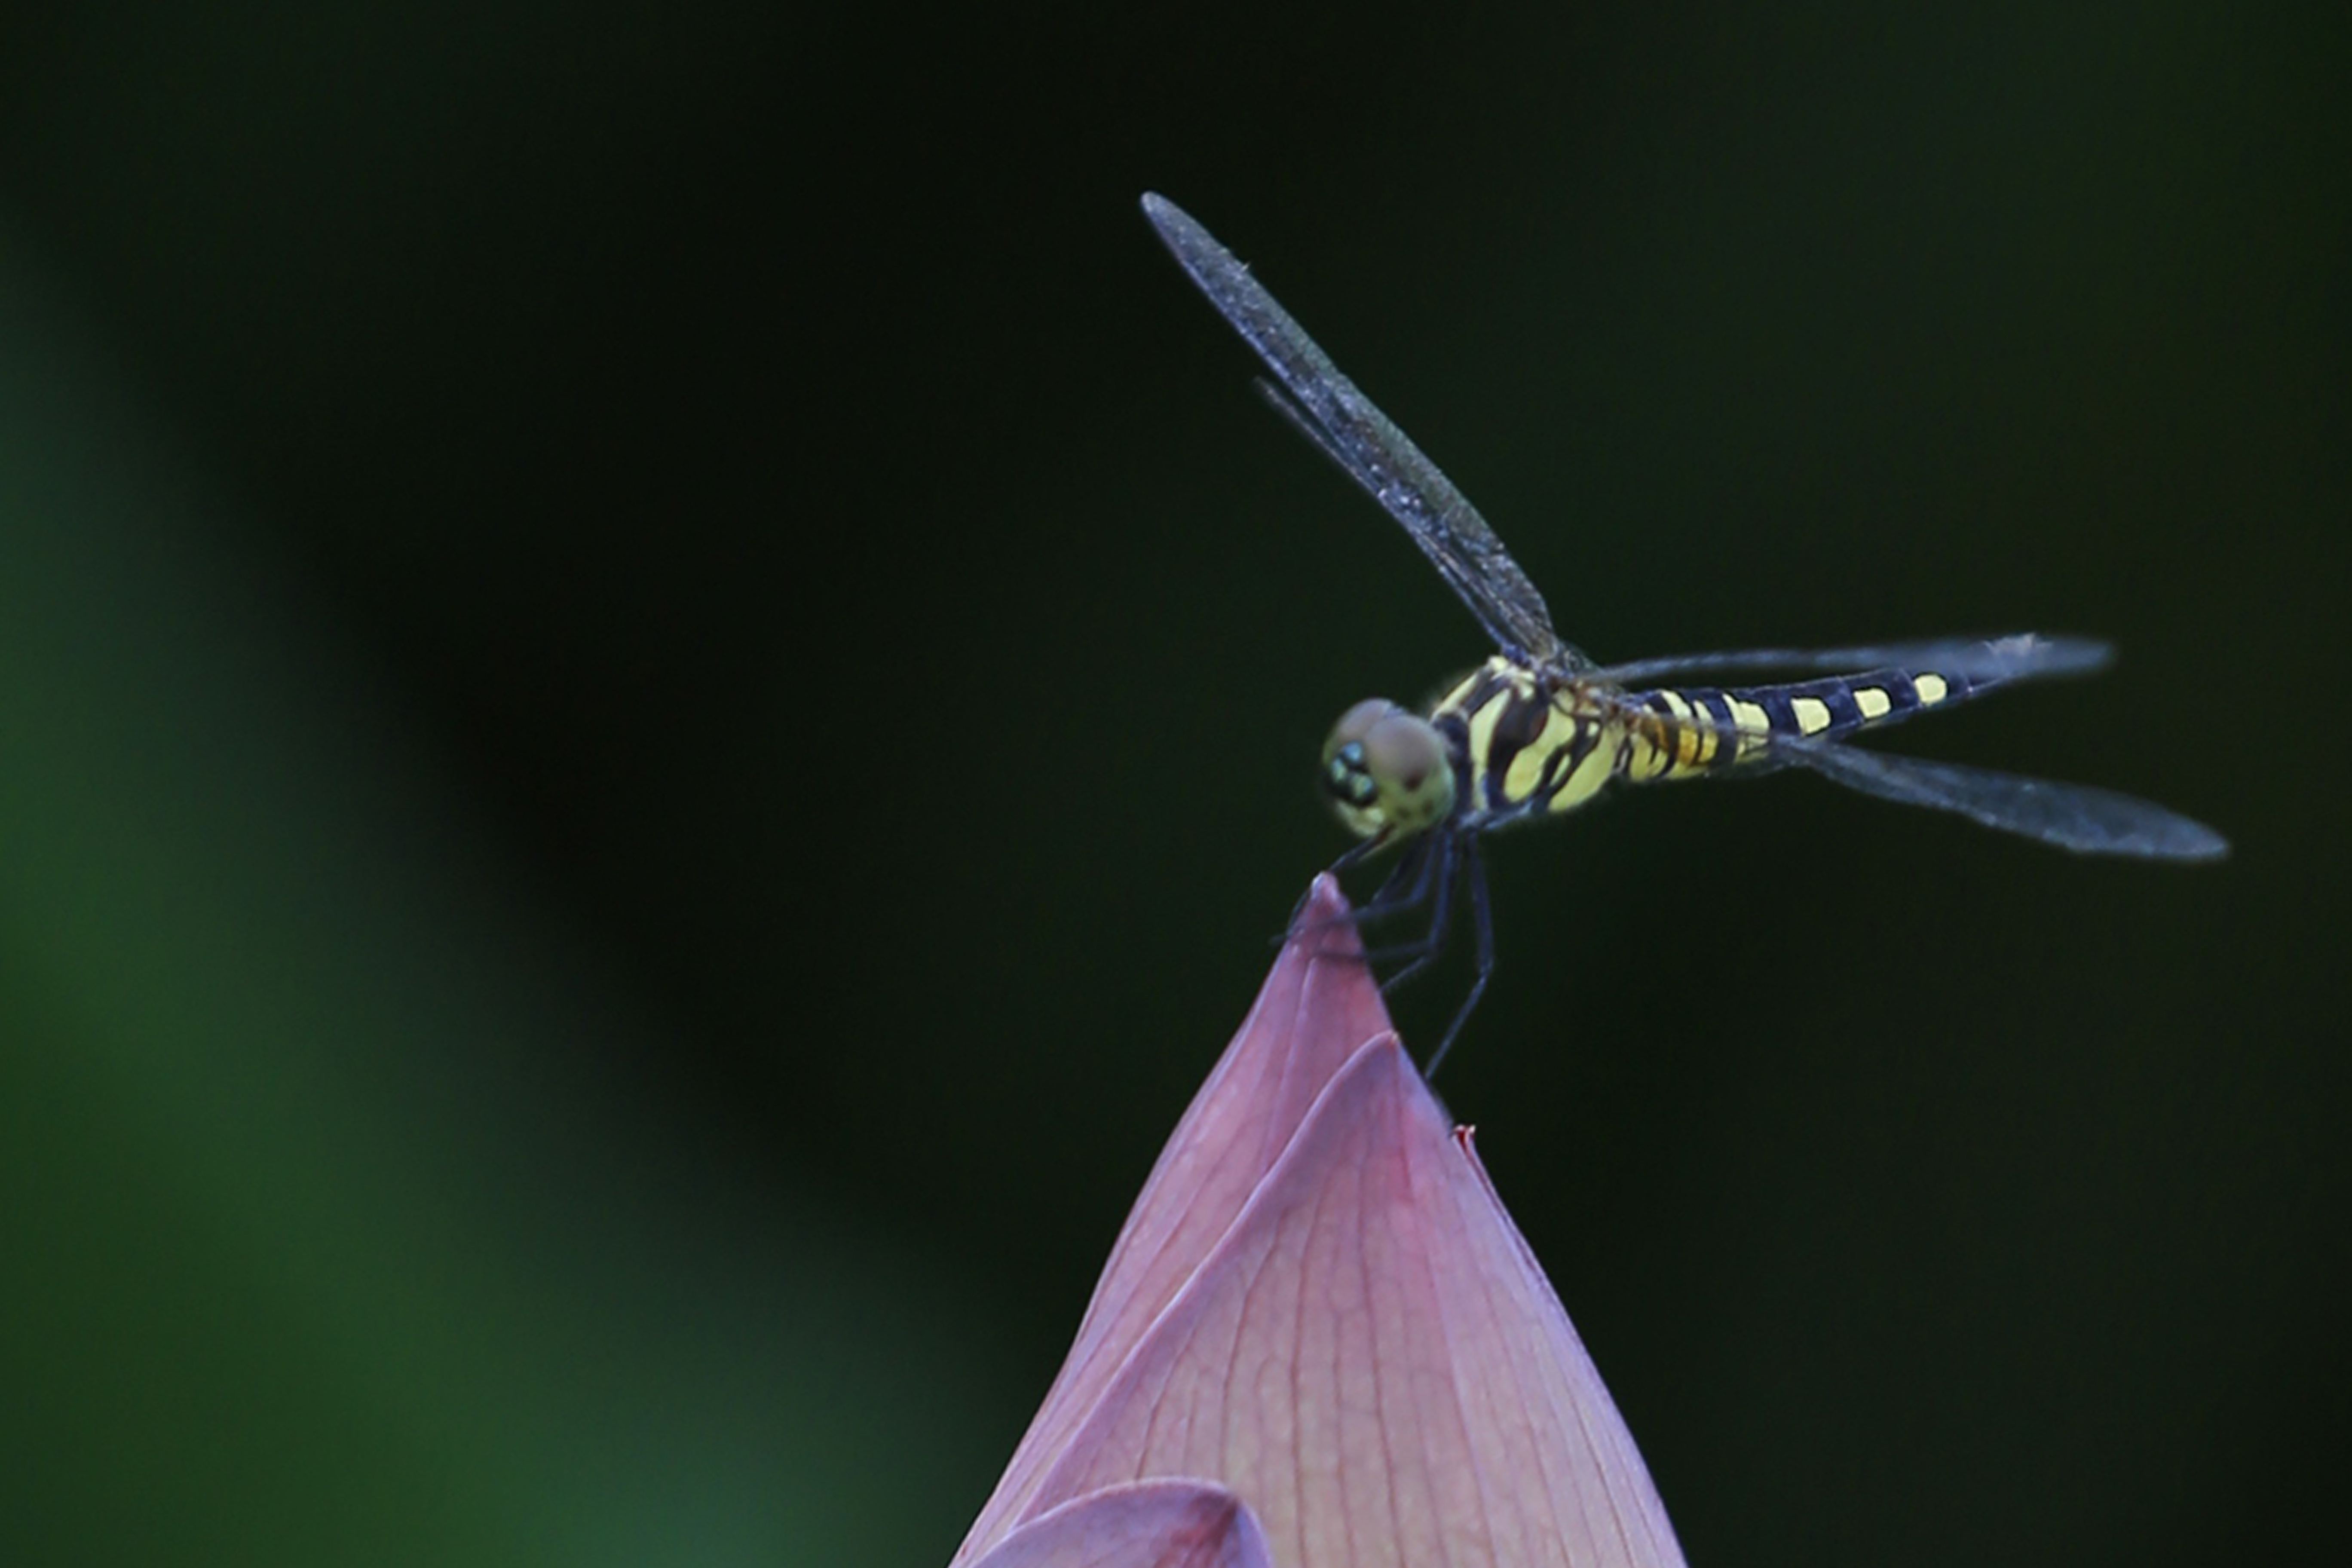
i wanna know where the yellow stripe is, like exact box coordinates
[1463,688,1511,789]
[1501,703,1579,803]
[1616,693,1671,781]
[1680,693,1718,769]
[1652,690,1712,772]
[1853,686,1891,720]
[1725,695,1770,761]
[1915,673,1949,705]
[1547,731,1616,811]
[1791,696,1833,735]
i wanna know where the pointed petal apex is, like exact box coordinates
[1029,1037,1687,1568]
[956,879,1686,1568]
[955,879,1394,1559]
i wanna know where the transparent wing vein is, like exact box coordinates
[1776,739,2228,859]
[1587,633,2114,687]
[1143,193,1584,671]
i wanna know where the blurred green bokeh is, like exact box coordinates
[0,5,2343,1565]
[0,231,1018,1562]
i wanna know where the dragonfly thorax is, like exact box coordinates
[1144,191,2226,1075]
[1320,698,1458,843]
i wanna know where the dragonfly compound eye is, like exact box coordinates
[1320,699,1457,841]
[1145,192,2226,1074]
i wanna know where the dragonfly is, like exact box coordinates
[1141,193,2226,1072]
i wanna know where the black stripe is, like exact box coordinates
[1704,660,2017,746]
[1691,690,1737,768]
[1532,716,1602,808]
[1639,689,1703,775]
[1480,689,1554,810]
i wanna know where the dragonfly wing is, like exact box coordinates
[1588,633,2113,688]
[1144,193,1588,672]
[1775,737,2228,860]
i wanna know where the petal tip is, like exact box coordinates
[1288,874,1367,962]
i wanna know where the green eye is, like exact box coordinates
[1150,194,2224,1072]
[1320,700,1456,841]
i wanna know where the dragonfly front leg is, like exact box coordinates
[1362,832,1458,990]
[1421,836,1493,1077]
[1281,835,1396,943]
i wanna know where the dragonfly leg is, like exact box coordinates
[1298,833,1437,940]
[1278,836,1397,946]
[1354,834,1440,925]
[1421,836,1493,1078]
[1364,832,1457,986]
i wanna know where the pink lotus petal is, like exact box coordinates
[959,877,1388,1555]
[966,1480,1272,1568]
[955,876,1686,1568]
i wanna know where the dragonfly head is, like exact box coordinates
[1320,698,1457,843]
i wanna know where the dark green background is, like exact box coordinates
[1,5,2341,1565]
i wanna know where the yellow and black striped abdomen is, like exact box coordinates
[1432,655,2012,827]
[1620,665,1971,784]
